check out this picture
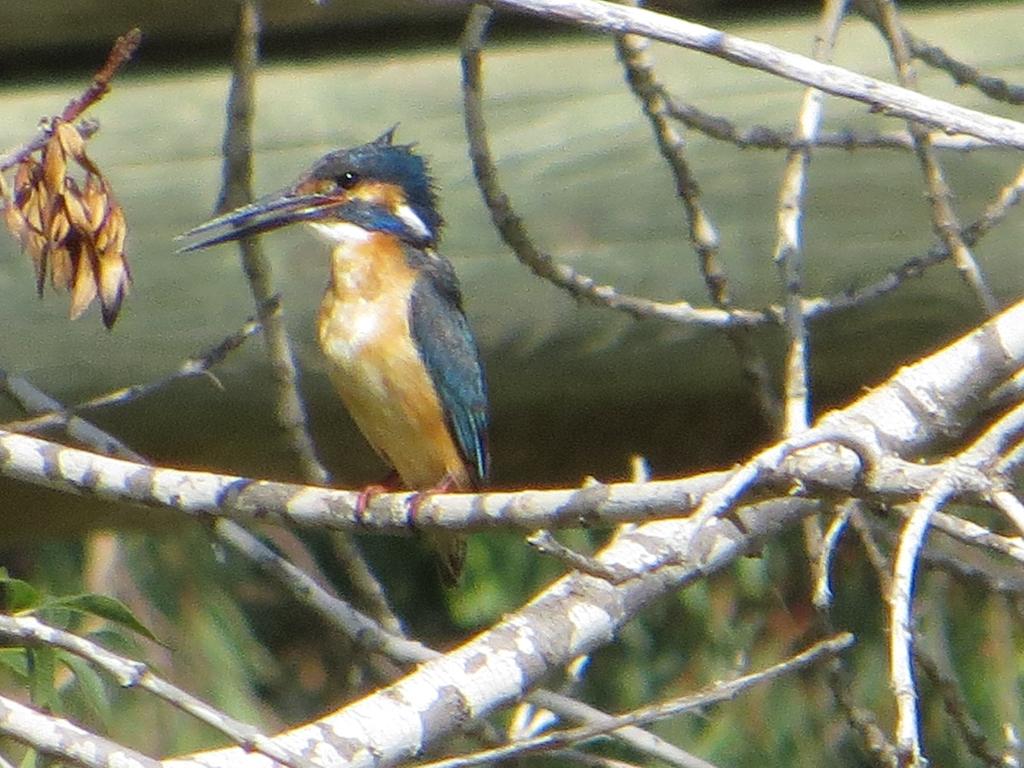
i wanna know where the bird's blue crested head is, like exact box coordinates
[303,127,443,245]
[176,128,444,252]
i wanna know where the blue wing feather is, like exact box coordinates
[407,248,489,486]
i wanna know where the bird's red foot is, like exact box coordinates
[354,471,402,522]
[354,484,387,522]
[406,475,456,522]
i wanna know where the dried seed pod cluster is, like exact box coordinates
[2,120,131,328]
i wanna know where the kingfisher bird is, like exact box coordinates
[179,128,489,585]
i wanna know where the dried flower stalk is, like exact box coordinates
[3,120,131,328]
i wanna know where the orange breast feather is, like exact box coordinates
[316,232,468,490]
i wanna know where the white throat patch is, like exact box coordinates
[307,205,432,246]
[309,221,372,245]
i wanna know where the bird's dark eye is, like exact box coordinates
[338,170,360,190]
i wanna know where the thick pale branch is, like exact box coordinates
[0,693,160,768]
[888,396,1024,764]
[92,298,1024,767]
[3,299,1024,535]
[171,495,818,768]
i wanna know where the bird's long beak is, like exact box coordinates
[176,188,345,252]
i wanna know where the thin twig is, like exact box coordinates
[892,485,995,762]
[0,370,146,460]
[0,120,100,173]
[849,504,894,590]
[665,98,999,152]
[915,646,1004,767]
[830,508,900,767]
[460,7,765,330]
[527,689,720,768]
[811,158,1024,318]
[544,751,650,768]
[614,13,781,429]
[218,0,328,486]
[813,501,852,610]
[527,530,632,582]
[866,0,998,315]
[60,29,142,123]
[509,655,589,742]
[0,29,138,173]
[329,534,406,636]
[214,519,429,665]
[855,0,1024,106]
[828,658,899,767]
[613,25,726,305]
[774,0,849,437]
[916,539,1024,599]
[853,507,1003,766]
[0,308,266,435]
[410,633,854,768]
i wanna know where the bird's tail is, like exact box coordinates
[428,531,467,587]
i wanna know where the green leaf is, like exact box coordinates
[45,594,159,643]
[0,647,29,679]
[58,651,111,725]
[86,626,139,655]
[0,576,43,613]
[26,647,56,711]
[19,747,38,768]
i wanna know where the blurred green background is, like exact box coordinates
[1,1,1023,765]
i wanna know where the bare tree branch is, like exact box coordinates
[889,399,1024,765]
[866,0,998,315]
[409,633,854,768]
[0,693,161,768]
[614,12,781,428]
[1,308,266,437]
[0,615,312,768]
[855,0,1024,105]
[4,296,1024,537]
[215,0,329,486]
[0,29,139,172]
[665,97,1000,152]
[466,0,1024,147]
[460,7,766,329]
